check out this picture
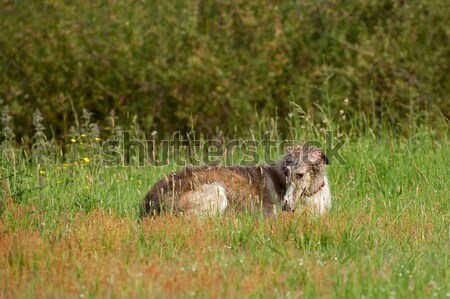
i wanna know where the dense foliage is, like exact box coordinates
[1,0,448,139]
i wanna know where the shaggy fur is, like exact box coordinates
[283,144,331,215]
[140,144,331,217]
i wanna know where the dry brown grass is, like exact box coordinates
[0,201,447,298]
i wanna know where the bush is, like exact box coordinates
[0,0,448,139]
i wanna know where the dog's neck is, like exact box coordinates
[304,178,326,197]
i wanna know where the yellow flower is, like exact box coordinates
[85,185,90,189]
[81,134,87,138]
[83,157,90,163]
[71,138,77,143]
[80,142,83,145]
[39,170,46,175]
[95,137,101,141]
[63,163,70,167]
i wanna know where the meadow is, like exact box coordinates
[1,103,449,298]
[1,0,449,297]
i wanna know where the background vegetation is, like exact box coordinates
[1,0,449,139]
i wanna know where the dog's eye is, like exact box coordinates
[295,173,304,179]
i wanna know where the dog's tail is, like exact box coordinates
[139,189,162,220]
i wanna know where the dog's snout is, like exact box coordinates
[283,203,296,212]
[281,199,289,211]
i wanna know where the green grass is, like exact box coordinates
[1,123,448,297]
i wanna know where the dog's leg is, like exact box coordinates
[181,183,228,216]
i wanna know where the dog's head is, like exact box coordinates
[282,144,328,211]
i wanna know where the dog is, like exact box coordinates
[140,144,331,217]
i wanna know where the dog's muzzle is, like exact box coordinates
[283,184,296,212]
[281,200,296,212]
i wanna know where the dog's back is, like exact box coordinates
[141,165,287,217]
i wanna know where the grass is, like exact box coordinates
[0,120,449,297]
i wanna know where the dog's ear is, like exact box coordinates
[287,144,303,154]
[310,148,329,164]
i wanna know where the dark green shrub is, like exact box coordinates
[0,0,448,138]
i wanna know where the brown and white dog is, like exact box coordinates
[140,144,331,217]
